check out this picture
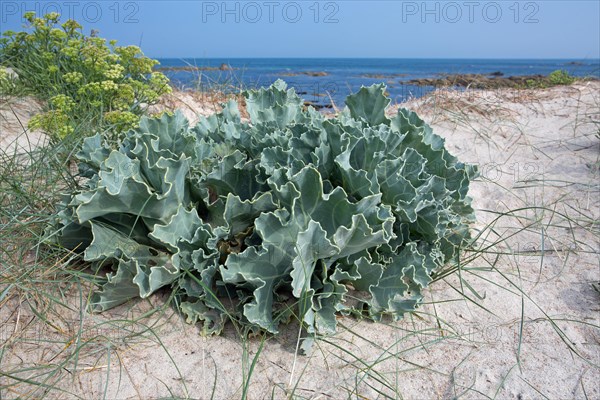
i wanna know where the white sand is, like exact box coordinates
[1,82,598,399]
[0,97,46,154]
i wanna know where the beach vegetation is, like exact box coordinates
[0,12,171,140]
[49,81,478,337]
[548,69,576,85]
[525,69,577,88]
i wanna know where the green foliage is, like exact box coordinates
[548,69,575,86]
[0,65,17,93]
[524,79,540,89]
[50,81,478,336]
[0,12,171,139]
[525,69,577,89]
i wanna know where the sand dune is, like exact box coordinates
[1,82,598,399]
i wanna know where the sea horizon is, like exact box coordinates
[154,56,600,61]
[156,57,600,106]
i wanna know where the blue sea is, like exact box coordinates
[157,58,600,107]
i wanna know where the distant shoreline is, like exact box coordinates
[155,58,600,106]
[153,57,600,61]
[404,72,598,89]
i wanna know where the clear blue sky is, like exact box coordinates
[1,1,598,59]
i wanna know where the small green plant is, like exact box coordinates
[49,81,478,337]
[0,12,171,139]
[0,65,18,94]
[525,78,543,89]
[548,69,575,86]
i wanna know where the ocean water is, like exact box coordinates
[157,58,600,107]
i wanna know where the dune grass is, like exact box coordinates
[1,82,599,399]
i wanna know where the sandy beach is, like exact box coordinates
[1,81,598,399]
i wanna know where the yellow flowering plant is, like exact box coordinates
[0,66,17,92]
[0,12,171,140]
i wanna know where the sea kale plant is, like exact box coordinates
[0,12,171,139]
[50,81,478,336]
